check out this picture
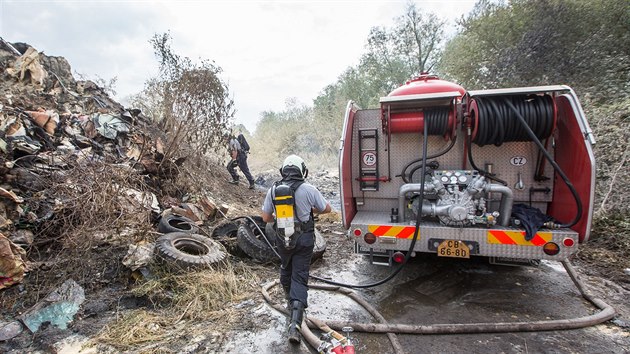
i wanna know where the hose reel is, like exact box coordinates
[469,94,556,146]
[384,105,456,138]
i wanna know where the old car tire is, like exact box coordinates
[158,214,198,234]
[237,218,277,263]
[212,221,239,238]
[236,217,326,264]
[156,232,226,269]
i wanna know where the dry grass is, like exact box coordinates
[95,309,172,350]
[133,261,260,321]
[92,261,262,351]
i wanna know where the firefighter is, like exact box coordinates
[226,133,255,189]
[261,154,331,344]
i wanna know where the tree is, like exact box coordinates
[137,32,234,160]
[439,0,630,100]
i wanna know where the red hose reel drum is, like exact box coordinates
[383,74,465,138]
[388,106,457,138]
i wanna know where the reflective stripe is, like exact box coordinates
[367,225,418,239]
[487,230,552,246]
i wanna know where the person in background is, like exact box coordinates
[227,132,255,189]
[261,154,331,344]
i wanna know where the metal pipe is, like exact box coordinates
[485,184,513,226]
[398,183,436,222]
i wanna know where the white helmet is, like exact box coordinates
[281,154,308,179]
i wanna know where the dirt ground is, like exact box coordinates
[1,171,629,354]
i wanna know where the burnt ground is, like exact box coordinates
[2,171,629,354]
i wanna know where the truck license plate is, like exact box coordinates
[437,240,470,259]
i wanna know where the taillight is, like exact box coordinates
[563,238,575,247]
[364,232,376,244]
[543,242,560,256]
[392,252,405,263]
[353,228,362,237]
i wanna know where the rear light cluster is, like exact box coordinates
[543,242,560,256]
[543,237,576,256]
[353,228,379,245]
[392,252,405,263]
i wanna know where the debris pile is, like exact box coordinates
[0,39,233,301]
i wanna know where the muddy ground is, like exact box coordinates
[2,171,630,354]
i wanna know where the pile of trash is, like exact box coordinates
[0,39,236,295]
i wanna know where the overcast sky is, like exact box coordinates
[1,0,476,131]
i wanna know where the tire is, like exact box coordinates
[236,218,326,264]
[237,219,277,263]
[158,214,198,234]
[156,232,226,269]
[212,221,239,238]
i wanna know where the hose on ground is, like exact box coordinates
[262,280,404,354]
[262,260,614,353]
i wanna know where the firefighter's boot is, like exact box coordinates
[282,285,291,310]
[287,300,304,344]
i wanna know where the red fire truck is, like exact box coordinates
[339,74,595,266]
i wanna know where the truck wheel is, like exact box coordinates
[156,232,226,269]
[158,214,198,234]
[237,219,277,263]
[312,229,327,262]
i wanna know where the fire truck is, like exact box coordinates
[339,74,595,266]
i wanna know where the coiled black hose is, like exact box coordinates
[400,106,455,183]
[471,95,554,147]
[424,106,451,136]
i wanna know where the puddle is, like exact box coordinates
[220,304,288,353]
[540,259,567,273]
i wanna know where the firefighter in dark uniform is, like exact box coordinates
[261,154,331,344]
[227,133,255,189]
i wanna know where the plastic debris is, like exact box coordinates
[0,320,23,341]
[20,279,85,332]
[122,241,156,271]
[0,233,27,289]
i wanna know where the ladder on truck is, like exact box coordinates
[359,128,379,191]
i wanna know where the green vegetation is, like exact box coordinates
[246,0,629,264]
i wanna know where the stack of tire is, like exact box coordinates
[155,214,226,269]
[230,216,327,263]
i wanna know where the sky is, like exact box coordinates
[0,0,477,132]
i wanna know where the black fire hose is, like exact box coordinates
[262,260,615,351]
[313,261,615,335]
[309,118,431,289]
[502,98,582,228]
